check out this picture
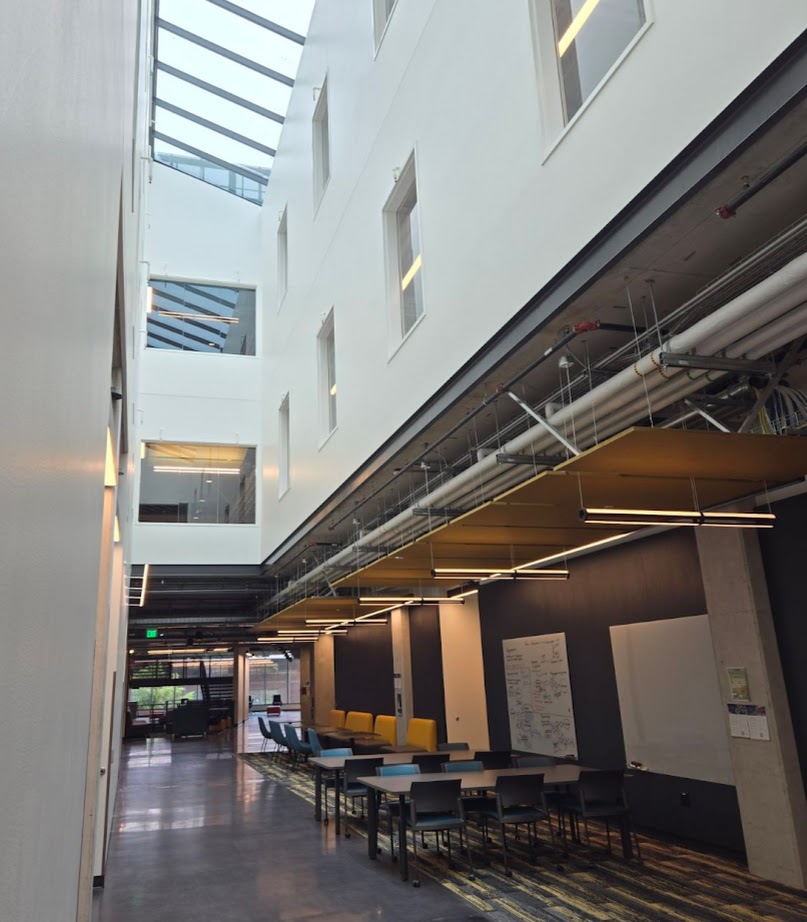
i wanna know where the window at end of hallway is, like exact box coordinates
[278,395,290,497]
[383,153,424,345]
[313,79,330,207]
[551,0,646,122]
[277,208,288,305]
[373,0,398,48]
[317,310,337,441]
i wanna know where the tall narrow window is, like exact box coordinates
[277,208,288,304]
[317,311,337,440]
[551,0,646,121]
[373,0,398,47]
[313,79,331,206]
[384,154,423,341]
[278,395,290,497]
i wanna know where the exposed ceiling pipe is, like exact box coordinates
[717,138,807,219]
[270,252,807,606]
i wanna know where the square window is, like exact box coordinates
[139,442,256,524]
[277,207,288,304]
[278,395,290,497]
[383,154,424,344]
[313,79,331,206]
[146,280,256,355]
[318,310,337,439]
[551,0,646,122]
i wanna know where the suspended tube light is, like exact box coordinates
[432,567,569,581]
[357,596,465,605]
[579,507,775,528]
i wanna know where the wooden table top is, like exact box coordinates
[358,764,587,793]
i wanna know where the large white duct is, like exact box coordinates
[274,252,807,602]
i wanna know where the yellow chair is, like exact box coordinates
[344,711,374,733]
[374,714,397,745]
[406,718,438,752]
[328,708,346,728]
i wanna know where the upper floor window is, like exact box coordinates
[147,281,256,355]
[277,208,289,304]
[373,0,398,47]
[139,442,256,524]
[384,154,423,341]
[278,394,290,497]
[551,0,646,122]
[317,310,337,439]
[313,79,331,206]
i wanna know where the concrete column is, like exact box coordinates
[439,595,490,750]
[299,647,313,726]
[312,634,335,725]
[697,527,807,888]
[232,646,249,724]
[390,607,414,745]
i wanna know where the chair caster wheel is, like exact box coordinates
[324,818,329,826]
[345,833,351,839]
[506,870,513,878]
[469,874,476,881]
[377,847,382,854]
[413,881,420,888]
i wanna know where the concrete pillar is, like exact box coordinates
[312,634,335,725]
[233,646,249,724]
[390,607,414,745]
[299,647,313,726]
[697,527,807,888]
[439,595,490,750]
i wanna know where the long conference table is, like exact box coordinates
[309,750,472,836]
[360,764,599,881]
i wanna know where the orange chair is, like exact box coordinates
[374,714,397,745]
[328,708,346,728]
[344,711,374,734]
[405,718,438,752]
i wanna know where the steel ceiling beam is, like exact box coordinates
[155,99,276,156]
[205,0,306,44]
[153,132,268,185]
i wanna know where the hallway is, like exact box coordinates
[92,718,480,921]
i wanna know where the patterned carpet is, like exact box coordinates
[239,753,807,922]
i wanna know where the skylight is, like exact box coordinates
[150,0,314,204]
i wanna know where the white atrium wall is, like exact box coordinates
[258,0,807,558]
[0,1,144,920]
[133,164,263,565]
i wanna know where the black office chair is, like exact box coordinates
[563,770,642,860]
[478,772,555,876]
[413,752,450,773]
[342,757,383,837]
[474,750,513,770]
[407,779,475,887]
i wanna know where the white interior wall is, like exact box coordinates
[439,597,490,750]
[133,164,263,565]
[259,0,807,558]
[0,0,142,918]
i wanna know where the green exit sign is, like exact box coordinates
[146,628,158,639]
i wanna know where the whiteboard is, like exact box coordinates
[503,633,579,758]
[610,615,734,784]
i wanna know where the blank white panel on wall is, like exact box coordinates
[610,614,733,785]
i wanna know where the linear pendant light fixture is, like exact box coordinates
[432,567,569,581]
[358,595,465,606]
[579,507,776,528]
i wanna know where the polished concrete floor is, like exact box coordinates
[93,716,483,921]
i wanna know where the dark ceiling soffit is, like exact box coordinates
[153,132,268,185]
[263,30,807,569]
[157,19,295,87]
[129,564,263,578]
[205,0,306,45]
[156,63,286,124]
[155,98,277,156]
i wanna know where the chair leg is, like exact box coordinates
[465,825,476,881]
[502,824,512,877]
[605,819,612,854]
[412,826,421,887]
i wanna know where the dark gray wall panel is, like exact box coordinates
[409,606,446,743]
[479,528,744,851]
[333,624,394,716]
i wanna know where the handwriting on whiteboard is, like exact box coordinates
[503,633,578,759]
